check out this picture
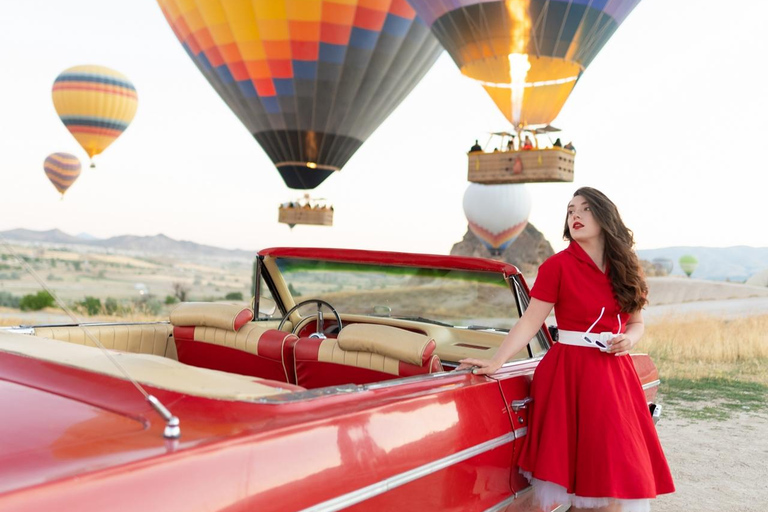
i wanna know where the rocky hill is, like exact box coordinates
[450,223,554,276]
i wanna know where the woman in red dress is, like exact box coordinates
[458,187,674,512]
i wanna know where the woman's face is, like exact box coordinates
[567,195,602,241]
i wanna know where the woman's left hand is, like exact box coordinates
[607,334,634,356]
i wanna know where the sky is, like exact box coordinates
[1,0,767,256]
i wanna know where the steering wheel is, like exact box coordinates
[277,299,343,339]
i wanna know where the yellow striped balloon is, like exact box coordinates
[52,65,138,165]
[44,153,82,197]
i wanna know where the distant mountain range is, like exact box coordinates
[2,229,766,281]
[0,228,254,260]
[637,246,768,282]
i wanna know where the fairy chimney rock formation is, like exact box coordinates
[450,223,554,277]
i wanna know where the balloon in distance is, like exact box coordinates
[652,257,674,276]
[679,254,698,278]
[156,0,443,189]
[463,183,531,255]
[52,65,138,166]
[44,153,82,197]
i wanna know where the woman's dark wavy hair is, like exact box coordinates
[563,187,648,313]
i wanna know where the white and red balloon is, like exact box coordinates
[463,183,532,255]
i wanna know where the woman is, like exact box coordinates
[458,187,674,512]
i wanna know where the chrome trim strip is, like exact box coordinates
[362,371,457,390]
[0,326,35,334]
[2,321,171,331]
[298,433,515,512]
[484,495,516,512]
[643,379,661,390]
[514,426,528,439]
[501,355,544,370]
[482,470,535,512]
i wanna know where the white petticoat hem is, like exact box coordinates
[520,469,650,512]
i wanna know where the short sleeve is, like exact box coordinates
[530,255,561,303]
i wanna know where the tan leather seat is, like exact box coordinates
[170,302,298,383]
[293,323,442,389]
[34,324,177,360]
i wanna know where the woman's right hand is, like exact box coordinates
[456,358,502,375]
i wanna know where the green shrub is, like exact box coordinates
[225,292,244,301]
[19,291,55,311]
[80,297,102,316]
[142,299,163,316]
[0,291,20,308]
[104,297,119,315]
[165,295,179,305]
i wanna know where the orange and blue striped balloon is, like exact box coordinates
[44,153,82,197]
[52,65,138,164]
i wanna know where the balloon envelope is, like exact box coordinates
[44,153,82,196]
[407,0,641,126]
[679,254,698,277]
[52,65,138,160]
[652,257,673,276]
[156,0,443,189]
[463,183,531,253]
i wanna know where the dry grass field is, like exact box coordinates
[0,242,253,304]
[641,313,768,384]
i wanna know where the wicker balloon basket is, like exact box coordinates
[467,147,575,184]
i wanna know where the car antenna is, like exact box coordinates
[0,235,181,440]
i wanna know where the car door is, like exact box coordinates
[494,361,537,496]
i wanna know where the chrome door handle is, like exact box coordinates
[510,397,533,412]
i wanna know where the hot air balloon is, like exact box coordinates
[52,65,138,167]
[43,153,81,198]
[407,0,642,128]
[463,183,531,256]
[156,0,443,189]
[652,257,674,276]
[679,255,698,278]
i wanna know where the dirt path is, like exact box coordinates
[652,408,768,511]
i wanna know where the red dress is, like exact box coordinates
[516,242,674,512]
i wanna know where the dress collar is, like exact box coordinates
[565,241,608,275]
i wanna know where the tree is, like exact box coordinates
[172,282,190,302]
[19,291,55,311]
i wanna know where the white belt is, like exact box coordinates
[558,330,615,351]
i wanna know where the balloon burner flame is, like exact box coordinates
[506,0,532,125]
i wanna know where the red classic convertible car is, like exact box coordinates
[0,248,661,511]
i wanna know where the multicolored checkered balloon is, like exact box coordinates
[156,0,443,189]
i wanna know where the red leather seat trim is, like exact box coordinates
[233,309,254,331]
[172,326,297,383]
[294,360,395,389]
[174,339,289,382]
[293,337,441,389]
[421,339,436,364]
[173,326,195,341]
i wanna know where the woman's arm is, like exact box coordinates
[608,309,644,356]
[457,298,555,375]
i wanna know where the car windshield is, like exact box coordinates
[274,258,521,330]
